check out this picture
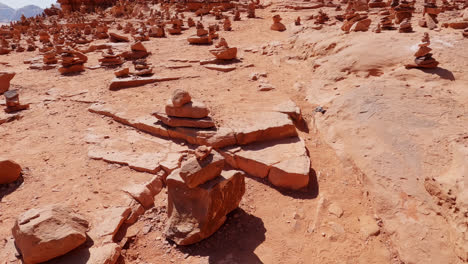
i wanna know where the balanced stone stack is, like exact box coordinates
[399,18,413,32]
[187,22,213,45]
[99,48,124,67]
[43,51,58,64]
[342,11,372,32]
[165,146,245,245]
[405,33,439,69]
[393,0,415,24]
[420,2,440,29]
[271,15,286,31]
[58,51,87,75]
[153,90,215,129]
[379,9,395,30]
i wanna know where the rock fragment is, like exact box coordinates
[12,205,89,264]
[0,159,21,184]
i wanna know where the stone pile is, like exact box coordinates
[420,1,441,29]
[405,33,439,69]
[153,90,215,129]
[209,38,237,60]
[315,10,330,24]
[165,146,245,245]
[58,50,87,75]
[393,0,415,24]
[4,90,30,113]
[271,15,286,31]
[247,2,256,18]
[341,10,372,32]
[223,17,232,31]
[133,59,153,76]
[399,18,413,32]
[149,23,166,38]
[43,51,58,65]
[120,42,149,60]
[99,48,124,67]
[187,22,213,45]
[379,9,395,30]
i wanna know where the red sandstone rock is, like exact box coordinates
[153,112,216,128]
[171,89,192,107]
[0,159,21,184]
[12,205,89,264]
[271,15,287,31]
[87,243,121,264]
[122,183,155,209]
[165,99,210,119]
[165,170,245,245]
[178,151,225,188]
[228,111,298,145]
[109,32,129,43]
[109,76,159,90]
[220,137,310,190]
[0,72,15,94]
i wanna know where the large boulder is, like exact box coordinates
[12,205,89,264]
[165,170,245,245]
[0,160,22,184]
[0,72,16,95]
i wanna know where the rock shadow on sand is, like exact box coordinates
[177,208,266,264]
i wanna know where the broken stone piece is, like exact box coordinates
[0,159,21,184]
[165,99,210,119]
[153,112,215,128]
[0,71,16,94]
[12,205,89,264]
[177,151,225,188]
[165,170,245,245]
[171,89,192,107]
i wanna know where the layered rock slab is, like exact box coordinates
[89,104,297,148]
[178,150,225,188]
[12,205,89,264]
[226,111,298,145]
[220,137,310,190]
[165,170,245,245]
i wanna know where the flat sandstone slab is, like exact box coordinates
[220,137,310,190]
[89,104,298,148]
[153,112,215,128]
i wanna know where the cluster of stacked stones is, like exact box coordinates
[153,89,215,129]
[405,33,439,69]
[165,145,245,245]
[420,0,441,29]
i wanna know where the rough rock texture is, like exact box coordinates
[221,137,310,190]
[0,72,15,94]
[171,89,192,107]
[178,151,225,188]
[12,205,89,264]
[0,159,21,184]
[227,111,298,145]
[165,99,210,118]
[87,243,121,264]
[153,112,216,128]
[165,170,245,245]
